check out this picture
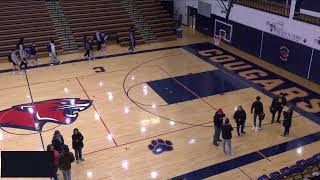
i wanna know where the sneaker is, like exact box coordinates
[228,154,234,157]
[252,126,256,130]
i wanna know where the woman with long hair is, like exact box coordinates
[72,128,84,163]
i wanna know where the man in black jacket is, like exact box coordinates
[233,105,246,136]
[221,118,233,156]
[270,93,287,123]
[251,96,264,130]
[213,108,225,146]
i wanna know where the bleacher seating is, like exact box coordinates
[258,153,320,180]
[60,0,144,47]
[136,0,176,42]
[234,0,291,17]
[0,0,61,60]
[294,14,320,26]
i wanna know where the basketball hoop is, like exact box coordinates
[213,36,223,46]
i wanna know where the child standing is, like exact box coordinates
[8,50,20,73]
[29,43,38,65]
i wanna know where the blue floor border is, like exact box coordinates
[182,42,320,126]
[170,42,320,179]
[172,131,320,180]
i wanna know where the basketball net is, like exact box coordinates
[213,35,223,46]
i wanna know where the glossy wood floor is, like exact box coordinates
[0,27,319,180]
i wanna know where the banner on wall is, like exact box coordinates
[198,1,211,18]
[261,33,313,78]
[266,20,307,45]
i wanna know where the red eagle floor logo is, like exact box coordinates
[0,98,92,131]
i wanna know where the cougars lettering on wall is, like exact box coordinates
[183,42,320,125]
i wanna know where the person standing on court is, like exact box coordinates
[233,105,246,136]
[83,36,90,59]
[282,104,294,136]
[48,39,61,65]
[128,26,136,53]
[101,33,108,53]
[72,128,84,164]
[270,93,287,123]
[94,31,102,52]
[221,118,233,156]
[29,43,38,65]
[9,50,20,73]
[88,37,95,60]
[18,44,28,70]
[213,108,225,146]
[59,146,75,180]
[47,144,59,180]
[251,96,264,130]
[52,130,65,153]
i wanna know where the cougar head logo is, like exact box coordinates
[0,98,92,131]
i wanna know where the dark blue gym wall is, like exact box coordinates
[261,33,313,78]
[194,12,319,85]
[213,16,262,57]
[301,0,320,13]
[195,14,213,36]
[309,49,320,84]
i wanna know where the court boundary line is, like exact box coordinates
[0,45,182,74]
[76,77,118,146]
[172,131,320,179]
[239,167,253,180]
[24,70,45,150]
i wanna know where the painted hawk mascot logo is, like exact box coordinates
[0,98,92,131]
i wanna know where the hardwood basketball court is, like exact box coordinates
[0,28,319,180]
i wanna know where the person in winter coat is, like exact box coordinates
[72,128,84,163]
[221,118,234,156]
[9,50,20,73]
[270,93,287,123]
[83,36,90,59]
[52,130,65,153]
[88,37,95,60]
[19,44,28,70]
[59,146,75,180]
[47,39,61,65]
[213,108,225,146]
[101,33,108,53]
[233,105,246,136]
[128,26,136,52]
[94,31,102,52]
[47,144,59,180]
[251,96,264,130]
[29,43,38,65]
[282,104,294,136]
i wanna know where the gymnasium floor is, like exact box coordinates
[0,27,319,180]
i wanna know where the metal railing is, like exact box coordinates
[234,0,291,17]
